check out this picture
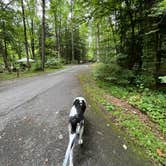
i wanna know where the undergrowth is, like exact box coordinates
[0,67,64,81]
[79,70,166,166]
[97,81,166,135]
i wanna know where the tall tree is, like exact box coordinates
[26,0,36,59]
[21,0,30,68]
[1,21,11,72]
[41,0,46,71]
[70,0,74,62]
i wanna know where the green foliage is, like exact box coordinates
[93,63,134,85]
[96,77,166,134]
[159,76,166,83]
[45,58,63,69]
[128,92,166,133]
[93,61,158,89]
[158,0,166,11]
[93,63,115,80]
[0,64,4,73]
[135,73,156,88]
[31,61,43,71]
[105,103,115,111]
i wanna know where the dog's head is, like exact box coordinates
[73,97,86,112]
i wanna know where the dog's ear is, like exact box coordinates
[82,100,86,111]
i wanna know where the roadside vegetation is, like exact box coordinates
[79,65,166,165]
[93,63,166,134]
[0,65,64,81]
[0,57,64,81]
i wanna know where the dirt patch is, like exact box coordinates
[103,94,166,141]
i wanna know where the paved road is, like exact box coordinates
[0,65,151,166]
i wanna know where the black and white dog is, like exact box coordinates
[63,97,87,166]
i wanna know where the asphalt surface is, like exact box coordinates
[0,65,151,166]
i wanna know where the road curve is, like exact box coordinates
[0,65,151,166]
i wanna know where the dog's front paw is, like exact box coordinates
[78,139,83,145]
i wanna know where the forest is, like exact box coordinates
[0,0,87,75]
[0,0,166,89]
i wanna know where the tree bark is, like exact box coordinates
[1,21,11,72]
[71,0,74,62]
[54,13,61,59]
[125,0,136,69]
[41,0,46,71]
[96,23,100,61]
[31,19,35,59]
[155,31,161,88]
[21,0,30,69]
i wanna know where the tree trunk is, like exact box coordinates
[54,13,61,59]
[58,11,62,58]
[21,0,30,69]
[137,2,144,71]
[124,0,136,69]
[71,0,74,63]
[1,21,11,72]
[41,0,46,71]
[31,19,35,59]
[1,42,11,72]
[27,0,35,60]
[155,31,161,88]
[96,23,100,61]
[54,13,58,51]
[110,20,117,54]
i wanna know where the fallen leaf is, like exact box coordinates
[156,148,165,157]
[18,138,22,141]
[132,111,137,114]
[123,144,127,150]
[97,131,103,136]
[106,123,110,127]
[23,116,27,120]
[58,134,63,140]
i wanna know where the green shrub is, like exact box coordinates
[93,63,134,85]
[0,64,4,73]
[45,58,63,69]
[134,73,155,88]
[159,76,166,83]
[31,61,43,71]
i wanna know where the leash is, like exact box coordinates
[63,123,82,166]
[63,133,77,166]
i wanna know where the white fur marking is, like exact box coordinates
[69,106,77,117]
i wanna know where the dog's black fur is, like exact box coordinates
[69,98,86,134]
